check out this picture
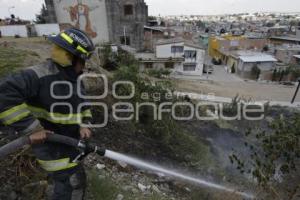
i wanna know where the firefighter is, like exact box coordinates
[0,28,95,200]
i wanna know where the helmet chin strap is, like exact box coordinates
[72,57,86,74]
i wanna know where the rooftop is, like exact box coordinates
[144,26,164,32]
[239,54,277,63]
[270,36,300,42]
[275,45,300,51]
[156,38,204,49]
[293,55,300,59]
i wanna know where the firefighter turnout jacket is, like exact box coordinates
[0,59,92,171]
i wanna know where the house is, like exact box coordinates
[236,52,277,80]
[270,29,300,46]
[136,38,205,76]
[291,55,300,65]
[274,45,300,64]
[270,36,300,46]
[199,34,209,47]
[224,51,277,80]
[0,24,60,37]
[208,34,269,64]
[144,26,176,51]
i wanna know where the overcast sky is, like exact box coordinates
[0,0,300,20]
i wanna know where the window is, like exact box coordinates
[120,36,130,45]
[165,62,174,69]
[171,46,184,53]
[184,50,197,59]
[145,63,153,69]
[183,64,196,71]
[124,5,133,15]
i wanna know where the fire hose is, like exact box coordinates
[0,134,106,160]
[0,134,255,199]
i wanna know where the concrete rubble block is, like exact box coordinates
[96,163,106,170]
[116,194,124,200]
[137,183,147,192]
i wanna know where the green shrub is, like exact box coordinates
[0,47,37,77]
[87,170,119,200]
[230,113,300,199]
[147,69,171,78]
[113,63,215,170]
[251,64,261,80]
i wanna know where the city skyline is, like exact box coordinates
[0,0,300,20]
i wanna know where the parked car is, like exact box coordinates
[203,65,214,74]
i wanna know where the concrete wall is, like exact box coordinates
[296,29,300,38]
[183,45,204,76]
[242,62,274,72]
[35,24,60,36]
[0,25,28,37]
[52,0,110,44]
[106,0,148,50]
[237,61,275,80]
[46,0,148,50]
[227,56,239,72]
[209,37,269,59]
[275,49,300,64]
[139,62,182,71]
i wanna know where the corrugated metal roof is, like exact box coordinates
[239,55,277,62]
[270,36,300,42]
[294,55,300,59]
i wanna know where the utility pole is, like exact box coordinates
[123,26,127,46]
[291,78,300,104]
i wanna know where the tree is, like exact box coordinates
[35,4,47,24]
[279,69,289,82]
[251,64,261,80]
[266,22,275,27]
[263,45,269,52]
[288,65,300,80]
[272,68,278,82]
[196,20,205,29]
[231,64,236,74]
[230,113,300,199]
[160,21,166,27]
[220,28,226,34]
[148,16,157,21]
[288,20,299,32]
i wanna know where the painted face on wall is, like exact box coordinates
[64,1,98,38]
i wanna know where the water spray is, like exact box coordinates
[0,134,254,199]
[104,150,254,199]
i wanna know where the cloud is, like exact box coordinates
[145,0,300,15]
[0,0,299,20]
[0,0,44,20]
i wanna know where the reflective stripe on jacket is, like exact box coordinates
[0,59,93,136]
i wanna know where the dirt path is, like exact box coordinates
[174,79,300,102]
[0,37,51,62]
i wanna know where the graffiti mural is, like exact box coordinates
[64,0,99,38]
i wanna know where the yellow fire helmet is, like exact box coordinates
[51,44,74,67]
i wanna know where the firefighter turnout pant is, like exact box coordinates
[47,165,86,200]
[33,143,86,200]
